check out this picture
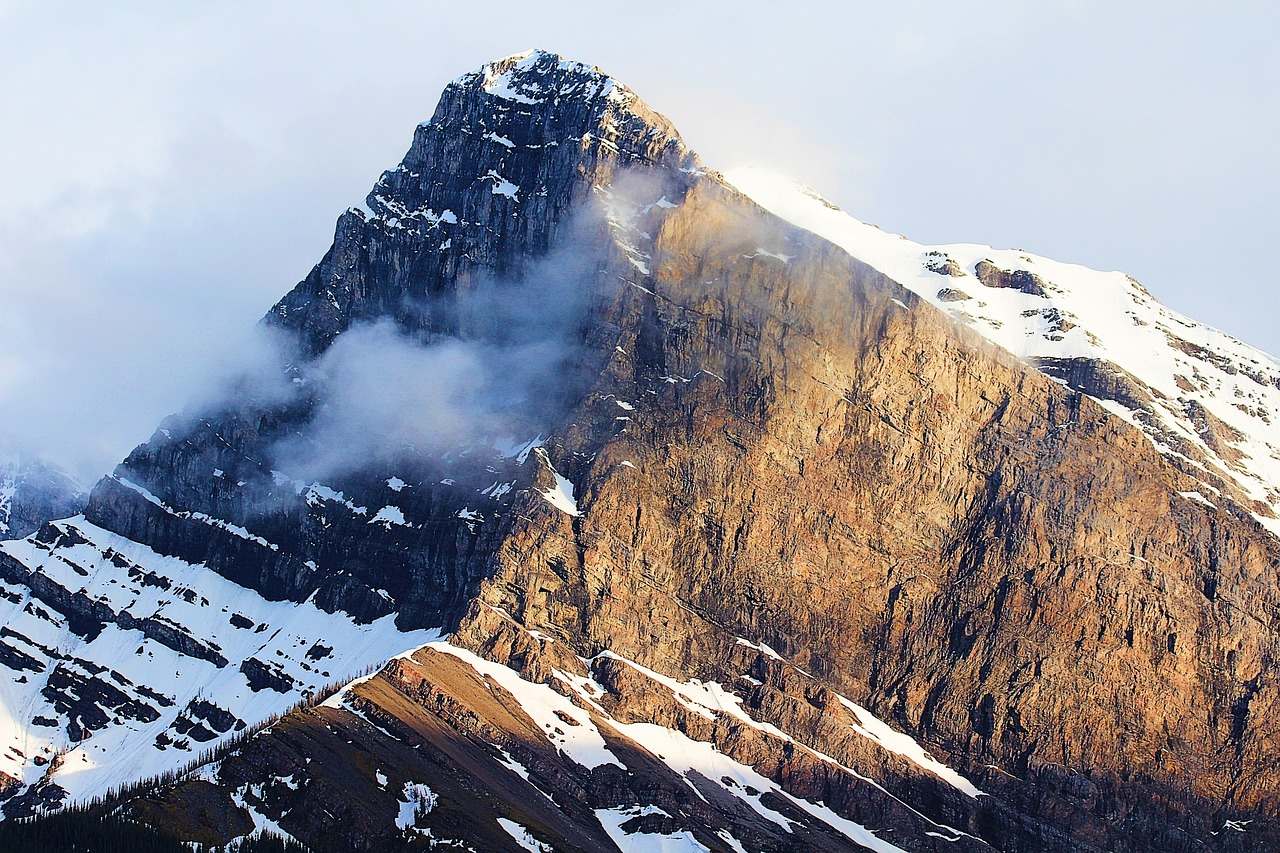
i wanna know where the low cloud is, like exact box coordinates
[265,205,606,482]
[270,323,488,479]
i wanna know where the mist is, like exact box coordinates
[264,206,606,483]
[270,323,492,480]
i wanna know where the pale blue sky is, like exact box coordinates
[1,0,1276,479]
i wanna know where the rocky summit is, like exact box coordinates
[1,49,1279,852]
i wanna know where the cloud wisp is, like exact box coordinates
[263,205,607,483]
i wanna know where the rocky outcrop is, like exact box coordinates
[974,259,1049,296]
[1031,356,1151,411]
[924,251,966,277]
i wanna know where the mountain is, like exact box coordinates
[0,454,86,541]
[2,49,1279,852]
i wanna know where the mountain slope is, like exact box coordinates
[724,167,1280,539]
[0,516,437,811]
[2,50,1279,852]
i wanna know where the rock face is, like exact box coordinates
[726,167,1280,536]
[2,50,1280,852]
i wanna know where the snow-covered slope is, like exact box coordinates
[152,623,986,852]
[724,167,1280,536]
[398,634,979,852]
[0,516,436,810]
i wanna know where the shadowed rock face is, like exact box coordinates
[267,51,694,357]
[0,456,85,540]
[4,51,1280,851]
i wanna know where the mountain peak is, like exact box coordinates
[458,48,630,108]
[268,48,695,354]
[431,47,689,165]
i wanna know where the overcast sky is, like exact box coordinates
[1,1,1277,482]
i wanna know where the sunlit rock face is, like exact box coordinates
[3,50,1279,852]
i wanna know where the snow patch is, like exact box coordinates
[835,695,984,798]
[369,506,410,528]
[301,481,368,516]
[497,817,552,852]
[485,169,520,199]
[540,473,580,516]
[395,781,437,835]
[532,448,579,516]
[594,805,710,853]
[228,788,303,847]
[427,640,623,769]
[735,637,783,661]
[595,651,790,740]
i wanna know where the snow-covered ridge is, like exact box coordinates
[0,517,435,808]
[724,167,1280,536]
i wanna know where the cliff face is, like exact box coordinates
[2,50,1279,852]
[438,176,1280,849]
